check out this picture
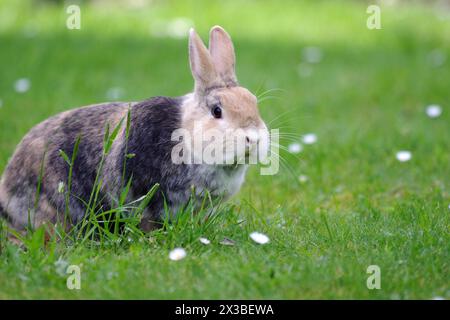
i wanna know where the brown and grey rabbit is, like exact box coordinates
[0,26,269,232]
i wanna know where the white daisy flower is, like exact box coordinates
[169,248,186,261]
[396,151,412,162]
[14,78,31,93]
[250,232,270,244]
[288,143,303,154]
[302,133,317,145]
[425,104,442,118]
[199,237,210,245]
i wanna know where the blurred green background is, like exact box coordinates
[0,0,449,299]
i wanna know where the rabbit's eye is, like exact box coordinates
[211,105,222,119]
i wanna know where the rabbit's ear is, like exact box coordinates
[189,28,218,93]
[209,26,237,85]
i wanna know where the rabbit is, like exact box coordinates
[0,26,270,232]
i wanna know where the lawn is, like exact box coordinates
[0,0,449,299]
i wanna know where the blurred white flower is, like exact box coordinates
[396,150,412,162]
[288,143,303,154]
[425,104,442,118]
[302,46,323,64]
[250,232,270,244]
[302,133,317,145]
[14,78,31,93]
[106,87,125,100]
[151,18,193,39]
[169,248,187,261]
[199,237,210,245]
[298,175,309,183]
[432,296,445,300]
[167,18,193,39]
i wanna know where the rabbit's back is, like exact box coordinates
[0,101,132,229]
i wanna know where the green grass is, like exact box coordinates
[0,0,449,299]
